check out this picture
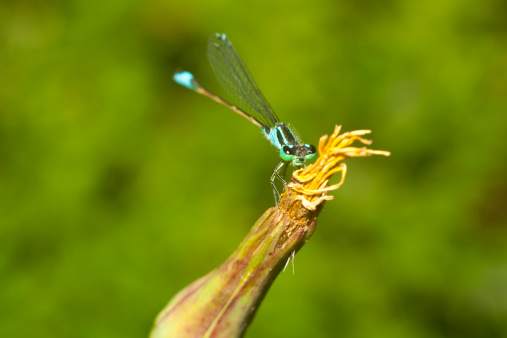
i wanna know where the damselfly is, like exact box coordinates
[174,33,316,204]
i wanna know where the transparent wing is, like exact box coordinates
[207,33,280,129]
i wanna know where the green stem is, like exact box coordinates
[151,192,323,338]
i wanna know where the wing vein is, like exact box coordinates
[207,34,280,129]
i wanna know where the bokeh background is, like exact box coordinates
[2,0,507,337]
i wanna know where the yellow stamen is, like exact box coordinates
[286,125,390,210]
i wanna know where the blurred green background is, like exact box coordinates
[1,0,507,337]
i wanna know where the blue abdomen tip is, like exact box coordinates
[174,71,196,90]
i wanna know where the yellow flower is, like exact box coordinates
[151,126,390,338]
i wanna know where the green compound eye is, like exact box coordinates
[280,145,295,161]
[304,144,316,159]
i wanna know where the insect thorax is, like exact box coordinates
[265,123,299,149]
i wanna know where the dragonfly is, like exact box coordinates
[174,33,316,204]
